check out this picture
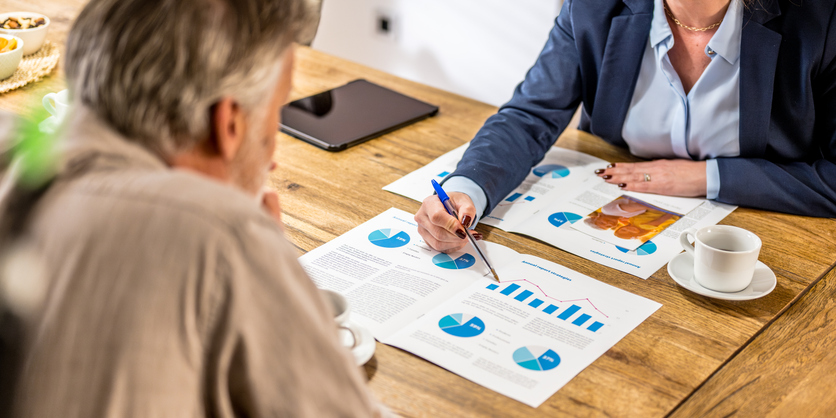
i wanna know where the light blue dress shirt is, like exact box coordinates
[445,0,742,223]
[622,0,742,200]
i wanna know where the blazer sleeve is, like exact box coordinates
[448,0,583,214]
[716,16,836,218]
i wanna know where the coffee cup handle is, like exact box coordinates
[43,93,58,117]
[679,228,697,256]
[339,323,359,350]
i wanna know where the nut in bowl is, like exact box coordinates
[0,34,23,80]
[0,12,49,56]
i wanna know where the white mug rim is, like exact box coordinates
[693,225,761,254]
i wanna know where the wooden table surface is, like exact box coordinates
[2,1,836,416]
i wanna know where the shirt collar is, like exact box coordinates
[650,0,742,64]
[59,105,169,175]
[707,0,742,64]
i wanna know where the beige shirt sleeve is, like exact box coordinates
[206,218,391,418]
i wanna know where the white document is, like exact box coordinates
[298,208,662,407]
[382,146,736,279]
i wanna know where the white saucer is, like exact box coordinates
[340,320,375,366]
[667,252,776,301]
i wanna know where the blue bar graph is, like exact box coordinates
[438,171,450,177]
[543,304,558,314]
[557,304,581,320]
[505,193,522,202]
[524,196,535,201]
[486,284,498,290]
[572,314,591,326]
[529,299,544,308]
[514,290,533,302]
[588,321,604,332]
[500,284,520,296]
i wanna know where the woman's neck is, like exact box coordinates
[665,0,731,29]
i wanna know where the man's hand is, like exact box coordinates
[260,187,285,231]
[414,192,481,253]
[595,159,707,197]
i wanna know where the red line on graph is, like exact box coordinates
[501,279,609,318]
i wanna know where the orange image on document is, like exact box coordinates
[570,195,682,251]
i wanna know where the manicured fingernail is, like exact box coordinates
[618,183,627,188]
[594,168,605,174]
[607,163,616,168]
[472,231,483,240]
[603,175,612,180]
[455,229,467,239]
[462,215,473,228]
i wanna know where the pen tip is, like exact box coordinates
[491,269,500,283]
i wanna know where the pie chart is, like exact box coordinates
[513,346,560,371]
[548,211,583,228]
[432,253,476,270]
[438,313,485,337]
[368,228,411,248]
[616,240,657,255]
[533,164,570,178]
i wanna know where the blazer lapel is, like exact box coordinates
[739,0,782,157]
[590,9,653,147]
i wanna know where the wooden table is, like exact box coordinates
[3,1,836,416]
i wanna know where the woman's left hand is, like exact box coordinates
[594,159,707,197]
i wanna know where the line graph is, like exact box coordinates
[493,278,609,319]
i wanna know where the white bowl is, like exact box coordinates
[0,34,23,80]
[0,12,49,56]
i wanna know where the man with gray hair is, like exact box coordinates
[1,0,390,416]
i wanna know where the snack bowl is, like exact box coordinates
[0,34,24,80]
[0,12,49,56]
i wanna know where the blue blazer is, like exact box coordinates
[450,0,836,217]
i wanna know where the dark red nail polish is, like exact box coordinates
[618,183,627,188]
[455,229,466,239]
[472,232,483,240]
[603,175,612,180]
[607,163,616,168]
[594,169,605,174]
[462,215,473,228]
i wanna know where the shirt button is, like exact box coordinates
[707,48,716,55]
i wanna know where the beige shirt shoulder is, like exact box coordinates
[7,109,390,418]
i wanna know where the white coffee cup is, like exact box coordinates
[321,289,358,349]
[42,89,70,121]
[679,226,762,293]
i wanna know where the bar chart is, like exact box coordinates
[504,193,536,203]
[486,281,605,333]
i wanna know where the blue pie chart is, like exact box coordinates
[438,313,485,338]
[432,253,476,270]
[368,229,411,248]
[616,240,657,255]
[513,346,560,371]
[533,164,570,178]
[548,211,583,228]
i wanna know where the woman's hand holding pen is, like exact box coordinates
[595,159,707,197]
[415,192,482,253]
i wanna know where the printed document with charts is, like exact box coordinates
[383,144,736,279]
[298,208,661,407]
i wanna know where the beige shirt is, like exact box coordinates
[4,109,388,417]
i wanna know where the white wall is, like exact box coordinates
[312,0,562,107]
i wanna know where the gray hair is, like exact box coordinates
[65,0,320,157]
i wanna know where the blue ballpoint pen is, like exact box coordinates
[431,180,500,282]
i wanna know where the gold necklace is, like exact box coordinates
[663,1,723,32]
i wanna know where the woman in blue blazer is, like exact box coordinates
[416,0,836,252]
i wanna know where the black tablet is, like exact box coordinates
[280,79,439,151]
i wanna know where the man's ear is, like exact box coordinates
[209,98,246,161]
